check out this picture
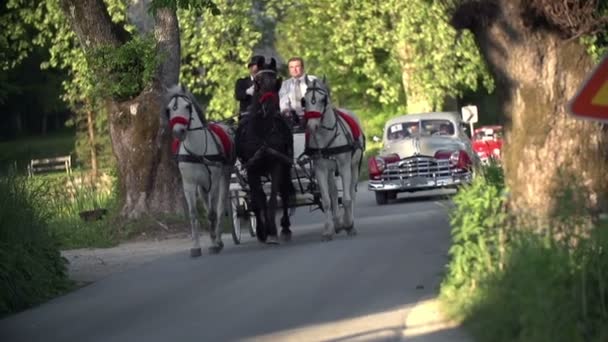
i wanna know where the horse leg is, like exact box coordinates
[340,156,357,236]
[328,172,341,233]
[184,184,203,257]
[315,160,335,241]
[248,170,267,243]
[265,165,281,245]
[279,190,292,240]
[278,164,292,242]
[206,167,227,254]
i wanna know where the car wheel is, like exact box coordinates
[387,191,397,200]
[375,191,388,205]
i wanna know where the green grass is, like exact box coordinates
[24,170,121,249]
[0,130,75,174]
[0,171,73,317]
[440,164,608,342]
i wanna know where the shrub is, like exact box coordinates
[440,163,608,342]
[0,172,71,317]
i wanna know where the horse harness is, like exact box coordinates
[168,93,234,193]
[168,94,233,167]
[302,83,362,160]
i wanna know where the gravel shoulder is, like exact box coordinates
[61,232,198,284]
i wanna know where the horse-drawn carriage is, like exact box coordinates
[165,56,364,256]
[225,125,342,244]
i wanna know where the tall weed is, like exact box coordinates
[28,171,119,249]
[441,163,507,305]
[0,172,71,316]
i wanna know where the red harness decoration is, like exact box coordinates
[169,116,188,129]
[208,123,233,157]
[304,109,362,146]
[259,92,278,104]
[304,111,323,120]
[336,110,361,140]
[171,138,181,154]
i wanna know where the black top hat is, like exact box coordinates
[248,55,264,67]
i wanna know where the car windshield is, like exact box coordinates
[386,119,455,141]
[475,128,502,141]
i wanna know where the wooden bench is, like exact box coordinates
[27,155,72,177]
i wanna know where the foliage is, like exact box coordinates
[33,171,120,249]
[0,171,71,317]
[441,163,507,296]
[271,0,493,116]
[178,0,262,119]
[440,163,608,341]
[149,0,220,15]
[87,35,159,101]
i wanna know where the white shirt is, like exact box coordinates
[279,74,318,115]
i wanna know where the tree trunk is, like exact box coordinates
[452,0,608,229]
[86,109,98,180]
[60,0,184,219]
[397,45,434,113]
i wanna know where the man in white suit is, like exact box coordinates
[279,57,317,124]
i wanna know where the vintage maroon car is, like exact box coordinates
[472,125,503,164]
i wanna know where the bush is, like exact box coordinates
[462,223,608,342]
[441,163,507,302]
[0,172,72,317]
[440,163,608,342]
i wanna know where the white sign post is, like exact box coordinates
[461,105,478,136]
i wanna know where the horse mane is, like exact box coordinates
[165,84,206,123]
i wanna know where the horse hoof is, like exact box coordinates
[321,234,333,242]
[280,231,292,242]
[208,245,223,254]
[346,228,357,236]
[266,236,279,245]
[190,248,202,258]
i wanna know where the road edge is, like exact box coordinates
[401,295,471,341]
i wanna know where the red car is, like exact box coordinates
[472,125,503,164]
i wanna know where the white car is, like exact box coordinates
[367,112,478,205]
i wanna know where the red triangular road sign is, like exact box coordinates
[569,54,608,122]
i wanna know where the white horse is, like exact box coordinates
[302,78,365,240]
[165,84,236,256]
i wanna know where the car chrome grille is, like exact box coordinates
[381,156,451,181]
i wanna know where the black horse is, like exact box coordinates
[235,57,295,244]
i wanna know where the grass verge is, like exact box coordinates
[440,163,608,342]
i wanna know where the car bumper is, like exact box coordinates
[368,172,472,192]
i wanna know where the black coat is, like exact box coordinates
[234,76,254,114]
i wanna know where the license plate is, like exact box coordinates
[406,177,428,186]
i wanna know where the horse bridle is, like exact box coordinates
[303,80,335,132]
[167,94,205,131]
[302,80,364,162]
[167,93,224,193]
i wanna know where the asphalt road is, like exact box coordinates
[0,185,458,342]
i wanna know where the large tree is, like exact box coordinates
[450,0,608,226]
[57,0,185,218]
